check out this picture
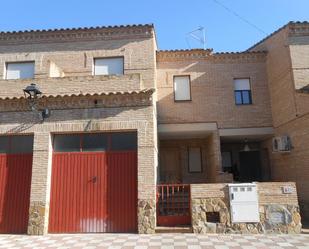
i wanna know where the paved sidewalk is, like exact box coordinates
[0,233,308,249]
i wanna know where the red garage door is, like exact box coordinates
[0,135,33,234]
[49,132,137,233]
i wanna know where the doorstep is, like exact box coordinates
[155,226,193,233]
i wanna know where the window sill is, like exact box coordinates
[174,99,192,102]
[235,103,253,106]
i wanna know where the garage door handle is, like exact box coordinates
[92,176,97,183]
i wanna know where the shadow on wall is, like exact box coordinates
[1,105,148,132]
[156,58,271,126]
[5,122,39,134]
[156,60,227,124]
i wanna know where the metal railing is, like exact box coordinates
[156,184,191,226]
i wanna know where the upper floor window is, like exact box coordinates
[5,62,35,80]
[234,78,252,105]
[174,75,191,101]
[93,57,124,76]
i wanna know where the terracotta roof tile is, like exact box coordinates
[0,24,154,35]
[156,49,266,60]
[247,21,309,51]
[157,49,213,53]
[0,88,155,100]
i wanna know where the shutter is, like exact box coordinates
[234,78,250,90]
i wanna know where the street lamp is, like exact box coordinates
[23,83,50,120]
[23,83,42,99]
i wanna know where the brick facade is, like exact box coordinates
[0,22,308,234]
[0,25,158,234]
[157,50,272,129]
[249,22,309,222]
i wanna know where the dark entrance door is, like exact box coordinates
[239,151,261,182]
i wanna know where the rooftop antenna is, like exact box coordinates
[186,26,206,49]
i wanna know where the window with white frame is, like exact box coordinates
[234,78,252,105]
[188,147,202,173]
[93,57,124,75]
[5,62,35,79]
[174,75,191,101]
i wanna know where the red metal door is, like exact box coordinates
[0,154,33,234]
[106,151,137,232]
[49,151,137,233]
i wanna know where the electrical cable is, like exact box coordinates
[212,0,268,35]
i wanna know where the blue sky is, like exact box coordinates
[1,0,309,52]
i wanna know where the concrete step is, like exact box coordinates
[302,223,309,234]
[155,226,192,233]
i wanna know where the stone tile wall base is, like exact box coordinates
[138,199,156,234]
[192,198,302,234]
[27,201,47,235]
[27,199,157,235]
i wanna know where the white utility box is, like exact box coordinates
[228,183,260,223]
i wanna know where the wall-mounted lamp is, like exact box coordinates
[242,138,251,152]
[23,83,42,99]
[23,83,50,121]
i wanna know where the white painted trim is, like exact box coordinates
[158,123,217,134]
[219,127,274,137]
[158,123,217,139]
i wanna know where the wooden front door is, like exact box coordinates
[160,147,181,183]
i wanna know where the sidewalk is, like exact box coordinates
[0,233,309,249]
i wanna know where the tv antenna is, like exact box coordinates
[186,26,206,49]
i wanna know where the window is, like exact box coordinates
[111,132,137,151]
[0,135,33,154]
[234,78,252,105]
[0,136,9,153]
[53,132,136,152]
[83,134,108,152]
[10,136,34,154]
[6,62,35,79]
[53,134,80,152]
[221,151,232,172]
[188,147,202,173]
[174,76,191,101]
[94,57,124,75]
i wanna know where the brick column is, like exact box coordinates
[27,132,52,235]
[205,131,222,183]
[137,121,158,234]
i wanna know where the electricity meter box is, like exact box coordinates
[228,183,260,223]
